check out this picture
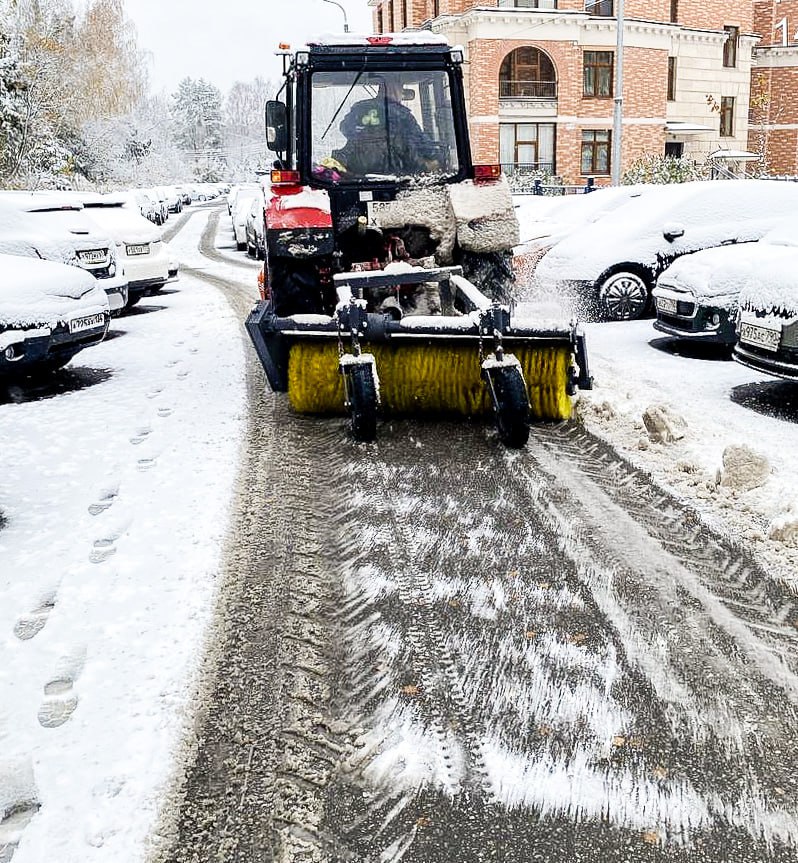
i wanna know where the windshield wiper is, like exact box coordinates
[321,67,365,140]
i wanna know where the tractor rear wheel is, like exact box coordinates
[460,250,516,303]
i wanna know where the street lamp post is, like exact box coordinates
[611,0,624,185]
[322,0,350,32]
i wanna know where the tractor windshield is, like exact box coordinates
[310,70,460,183]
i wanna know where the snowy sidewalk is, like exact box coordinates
[0,210,247,861]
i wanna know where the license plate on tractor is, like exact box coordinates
[69,313,105,334]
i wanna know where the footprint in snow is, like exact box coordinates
[129,426,152,445]
[146,387,163,400]
[0,801,40,861]
[13,592,56,641]
[88,485,118,516]
[166,359,179,368]
[157,407,173,418]
[89,537,117,563]
[176,369,189,379]
[37,648,86,728]
[137,456,158,471]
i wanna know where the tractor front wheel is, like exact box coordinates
[488,364,530,448]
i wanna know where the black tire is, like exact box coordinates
[236,240,247,252]
[489,365,530,448]
[346,363,378,443]
[596,269,651,321]
[459,250,516,303]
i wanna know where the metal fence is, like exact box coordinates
[499,80,558,100]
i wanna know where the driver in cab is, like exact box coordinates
[329,79,442,177]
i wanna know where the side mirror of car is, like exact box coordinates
[663,222,685,242]
[265,100,288,153]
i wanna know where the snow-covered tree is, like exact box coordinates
[171,77,226,180]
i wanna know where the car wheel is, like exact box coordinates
[236,240,247,252]
[596,270,650,321]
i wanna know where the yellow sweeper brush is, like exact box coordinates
[246,266,591,447]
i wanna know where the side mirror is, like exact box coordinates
[663,222,685,242]
[265,100,288,152]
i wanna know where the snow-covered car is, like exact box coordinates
[158,186,183,214]
[244,189,265,258]
[514,184,654,285]
[231,190,260,251]
[0,192,128,314]
[534,179,798,322]
[79,194,171,308]
[0,253,110,375]
[652,216,798,348]
[732,253,798,380]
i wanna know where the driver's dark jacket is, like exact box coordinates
[333,98,440,175]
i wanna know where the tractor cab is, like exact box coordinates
[265,34,473,190]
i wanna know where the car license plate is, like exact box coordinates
[657,296,678,314]
[77,249,107,264]
[366,200,393,227]
[69,313,105,334]
[126,243,150,256]
[740,321,781,352]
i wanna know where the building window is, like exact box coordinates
[401,0,407,29]
[723,26,739,67]
[720,96,735,136]
[498,0,558,7]
[586,0,613,16]
[667,57,676,101]
[581,130,610,174]
[499,47,557,99]
[670,0,678,23]
[385,0,393,30]
[432,0,439,15]
[583,51,613,97]
[377,4,384,32]
[500,123,556,175]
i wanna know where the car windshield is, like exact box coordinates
[310,69,460,183]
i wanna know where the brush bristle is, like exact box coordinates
[288,339,573,420]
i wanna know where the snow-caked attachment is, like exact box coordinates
[246,266,592,447]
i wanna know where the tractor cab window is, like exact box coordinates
[310,70,460,183]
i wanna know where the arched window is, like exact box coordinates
[499,47,557,100]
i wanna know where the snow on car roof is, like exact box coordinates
[0,253,107,326]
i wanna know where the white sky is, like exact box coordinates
[123,0,375,95]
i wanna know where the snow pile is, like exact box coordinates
[719,444,770,491]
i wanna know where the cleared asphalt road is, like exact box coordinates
[156,207,798,863]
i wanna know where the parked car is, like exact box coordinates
[232,189,260,252]
[733,255,798,380]
[0,192,128,315]
[533,180,798,321]
[128,189,162,225]
[79,194,171,307]
[142,188,169,224]
[0,253,110,375]
[514,184,653,284]
[245,188,265,258]
[0,199,128,317]
[652,216,798,348]
[158,186,183,214]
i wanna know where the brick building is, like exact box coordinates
[749,0,798,174]
[369,0,758,185]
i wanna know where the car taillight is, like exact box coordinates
[367,36,393,44]
[474,164,502,182]
[270,169,301,187]
[258,268,268,301]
